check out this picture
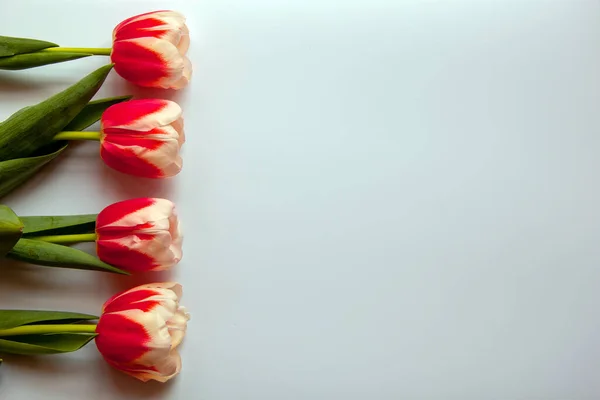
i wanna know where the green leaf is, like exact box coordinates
[0,143,67,199]
[0,205,23,257]
[64,95,132,131]
[0,51,91,70]
[0,64,113,161]
[0,310,97,330]
[7,238,128,275]
[21,214,97,237]
[0,36,57,57]
[0,334,96,355]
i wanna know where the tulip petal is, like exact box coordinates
[114,10,187,46]
[101,141,165,178]
[171,117,185,145]
[98,198,175,230]
[168,306,190,348]
[97,197,157,228]
[127,350,182,383]
[95,312,150,364]
[177,25,190,55]
[102,99,176,130]
[167,56,192,90]
[111,39,170,87]
[103,282,182,313]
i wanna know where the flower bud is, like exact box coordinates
[96,198,182,273]
[111,11,191,89]
[100,99,184,178]
[95,282,190,382]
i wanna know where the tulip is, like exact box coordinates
[27,197,183,274]
[111,11,191,89]
[54,98,184,178]
[96,198,183,273]
[95,282,190,382]
[0,283,190,383]
[0,11,191,90]
[100,98,184,178]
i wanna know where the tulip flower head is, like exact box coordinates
[95,282,190,382]
[111,10,191,89]
[100,99,184,178]
[96,198,183,273]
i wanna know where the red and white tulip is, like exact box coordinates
[96,198,182,273]
[95,282,190,382]
[100,99,184,179]
[111,10,191,89]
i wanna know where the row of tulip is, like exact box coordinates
[0,9,193,383]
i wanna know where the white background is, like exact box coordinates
[1,0,600,399]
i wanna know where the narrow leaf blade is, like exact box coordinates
[7,238,128,275]
[0,334,96,355]
[0,310,97,330]
[0,205,23,257]
[0,52,91,70]
[21,214,97,236]
[0,143,67,199]
[0,36,57,57]
[64,95,132,131]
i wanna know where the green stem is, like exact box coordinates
[0,324,97,337]
[42,47,112,56]
[34,233,98,244]
[53,131,101,141]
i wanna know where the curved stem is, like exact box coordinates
[34,233,98,244]
[53,131,101,141]
[0,324,97,337]
[42,47,112,56]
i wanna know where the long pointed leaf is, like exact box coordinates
[21,214,97,237]
[0,52,91,70]
[7,238,128,275]
[0,143,67,199]
[0,36,57,57]
[0,310,97,330]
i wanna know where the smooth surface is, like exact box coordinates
[1,0,600,399]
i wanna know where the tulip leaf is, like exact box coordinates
[0,205,23,257]
[0,36,57,57]
[0,143,67,199]
[0,310,97,330]
[0,334,96,355]
[7,238,129,275]
[64,95,132,131]
[21,214,97,237]
[0,64,113,161]
[0,51,91,70]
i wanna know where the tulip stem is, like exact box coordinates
[0,324,97,337]
[34,233,98,244]
[42,47,112,56]
[53,131,101,141]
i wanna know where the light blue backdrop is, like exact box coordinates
[1,0,600,399]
